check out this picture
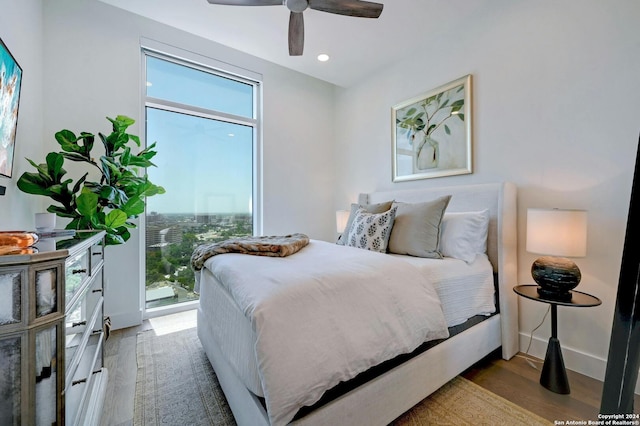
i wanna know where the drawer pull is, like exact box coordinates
[92,251,102,255]
[72,268,87,274]
[92,289,103,294]
[72,321,87,327]
[92,329,102,334]
[72,378,87,386]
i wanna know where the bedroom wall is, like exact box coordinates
[41,0,336,329]
[333,1,640,385]
[0,0,45,227]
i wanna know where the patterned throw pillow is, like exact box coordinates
[346,206,398,252]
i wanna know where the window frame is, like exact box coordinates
[139,40,263,318]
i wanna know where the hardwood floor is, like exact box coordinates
[100,309,637,425]
[462,349,639,422]
[100,309,197,426]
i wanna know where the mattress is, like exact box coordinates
[197,250,495,399]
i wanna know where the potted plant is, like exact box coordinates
[17,115,165,246]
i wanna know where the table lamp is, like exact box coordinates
[336,210,350,234]
[336,209,350,243]
[526,208,587,301]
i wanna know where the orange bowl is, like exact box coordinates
[0,231,40,248]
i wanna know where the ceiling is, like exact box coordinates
[99,0,491,88]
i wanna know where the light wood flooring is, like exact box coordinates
[100,309,637,425]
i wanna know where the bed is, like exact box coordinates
[195,182,518,426]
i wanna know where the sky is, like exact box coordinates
[144,56,255,215]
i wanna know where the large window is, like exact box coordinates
[143,49,260,310]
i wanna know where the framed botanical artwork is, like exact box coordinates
[0,36,23,179]
[392,74,472,182]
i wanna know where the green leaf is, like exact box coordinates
[444,124,451,135]
[46,152,65,182]
[98,132,110,154]
[129,134,141,147]
[104,233,126,246]
[78,132,95,154]
[121,197,146,216]
[60,152,90,163]
[17,172,53,196]
[457,113,464,121]
[127,155,155,168]
[120,147,131,166]
[105,209,128,228]
[46,205,77,218]
[72,173,88,195]
[76,188,99,218]
[55,129,79,152]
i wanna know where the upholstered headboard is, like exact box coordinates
[358,182,519,359]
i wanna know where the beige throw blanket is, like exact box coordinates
[190,233,310,272]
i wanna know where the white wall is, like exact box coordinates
[0,0,45,227]
[39,0,336,329]
[334,0,640,383]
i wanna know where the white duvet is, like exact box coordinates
[202,240,449,426]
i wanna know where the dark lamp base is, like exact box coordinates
[536,286,573,302]
[532,256,581,301]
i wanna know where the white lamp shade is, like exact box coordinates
[336,210,350,233]
[526,208,587,257]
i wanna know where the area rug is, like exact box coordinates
[134,327,550,425]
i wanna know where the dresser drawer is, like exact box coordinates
[65,297,103,383]
[65,331,105,426]
[65,249,89,307]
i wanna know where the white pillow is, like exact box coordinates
[439,209,490,263]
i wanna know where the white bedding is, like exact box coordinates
[391,253,496,327]
[199,240,449,426]
[199,249,496,399]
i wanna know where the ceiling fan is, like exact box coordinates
[205,0,384,56]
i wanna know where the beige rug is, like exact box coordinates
[134,327,550,425]
[392,375,549,425]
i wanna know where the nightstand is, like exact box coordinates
[513,284,601,394]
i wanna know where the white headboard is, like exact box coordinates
[358,182,519,359]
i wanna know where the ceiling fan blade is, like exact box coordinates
[288,11,304,56]
[206,0,282,5]
[309,0,383,18]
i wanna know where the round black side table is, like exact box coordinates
[513,284,602,394]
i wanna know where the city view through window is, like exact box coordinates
[145,211,252,308]
[143,53,258,309]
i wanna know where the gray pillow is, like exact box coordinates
[337,200,393,245]
[387,195,452,258]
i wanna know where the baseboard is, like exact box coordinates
[518,332,640,395]
[109,309,143,330]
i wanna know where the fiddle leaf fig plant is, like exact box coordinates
[17,115,165,246]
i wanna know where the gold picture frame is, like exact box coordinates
[392,74,472,182]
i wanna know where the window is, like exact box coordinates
[142,48,261,311]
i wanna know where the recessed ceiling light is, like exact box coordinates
[317,54,330,62]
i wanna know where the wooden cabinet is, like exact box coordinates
[0,231,107,425]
